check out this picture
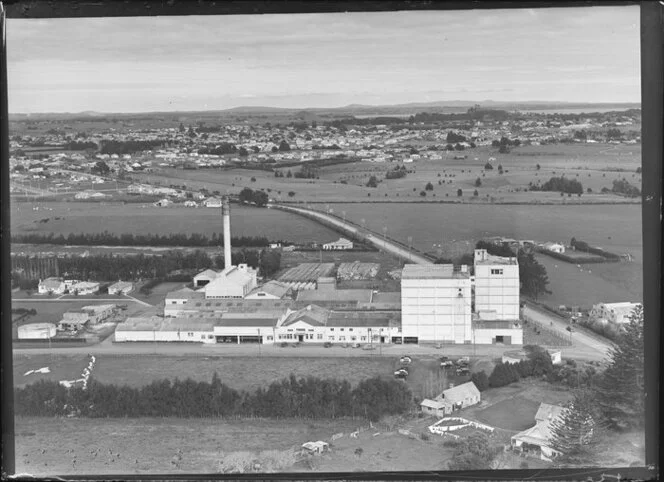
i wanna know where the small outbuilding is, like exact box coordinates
[18,323,57,340]
[301,441,329,455]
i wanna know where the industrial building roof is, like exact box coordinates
[214,317,278,328]
[246,280,291,299]
[118,316,215,332]
[327,311,400,328]
[371,292,401,304]
[401,264,469,279]
[282,305,330,327]
[474,254,518,266]
[296,289,373,303]
[165,290,205,301]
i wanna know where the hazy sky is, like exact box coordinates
[8,6,640,113]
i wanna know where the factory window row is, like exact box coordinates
[490,269,504,275]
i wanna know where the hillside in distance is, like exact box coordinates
[9,100,641,121]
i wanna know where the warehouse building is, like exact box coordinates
[400,264,472,344]
[202,264,258,299]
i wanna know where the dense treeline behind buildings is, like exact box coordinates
[12,232,272,248]
[11,248,281,284]
[15,374,412,422]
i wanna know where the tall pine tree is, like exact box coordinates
[594,304,644,431]
[548,390,597,460]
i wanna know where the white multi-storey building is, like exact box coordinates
[400,264,472,344]
[473,249,520,320]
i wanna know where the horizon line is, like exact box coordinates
[8,99,642,116]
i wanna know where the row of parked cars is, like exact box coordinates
[441,356,470,375]
[393,355,472,379]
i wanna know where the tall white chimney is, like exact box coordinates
[222,197,232,269]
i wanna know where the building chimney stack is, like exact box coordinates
[222,197,232,269]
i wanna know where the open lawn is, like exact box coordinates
[471,397,540,431]
[12,354,396,391]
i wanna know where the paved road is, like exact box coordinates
[522,303,614,360]
[12,333,607,362]
[271,204,432,264]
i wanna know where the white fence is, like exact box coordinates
[428,417,495,436]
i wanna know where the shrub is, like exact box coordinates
[457,189,463,197]
[420,432,431,441]
[287,191,295,197]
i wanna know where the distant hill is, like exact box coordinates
[9,100,641,121]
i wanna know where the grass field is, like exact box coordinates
[12,354,396,391]
[121,143,641,205]
[471,397,540,431]
[10,201,339,244]
[14,416,368,475]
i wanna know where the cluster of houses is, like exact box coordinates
[420,380,577,462]
[37,277,133,296]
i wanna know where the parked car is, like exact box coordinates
[440,361,455,368]
[434,343,443,349]
[456,367,470,376]
[439,356,449,362]
[341,343,349,348]
[351,343,361,348]
[394,369,408,379]
[323,342,332,348]
[400,356,412,365]
[362,344,376,351]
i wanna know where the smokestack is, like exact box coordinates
[222,197,232,269]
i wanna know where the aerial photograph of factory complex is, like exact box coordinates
[6,4,650,477]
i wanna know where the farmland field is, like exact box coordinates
[10,201,339,243]
[122,143,642,204]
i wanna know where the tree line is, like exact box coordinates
[12,231,273,248]
[15,373,412,422]
[238,188,269,207]
[531,176,584,195]
[11,248,282,282]
[99,139,166,155]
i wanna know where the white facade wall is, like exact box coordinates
[401,277,472,343]
[205,278,253,299]
[474,264,520,320]
[115,329,216,344]
[18,323,57,339]
[213,326,276,344]
[473,327,523,345]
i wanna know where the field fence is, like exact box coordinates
[522,316,572,346]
